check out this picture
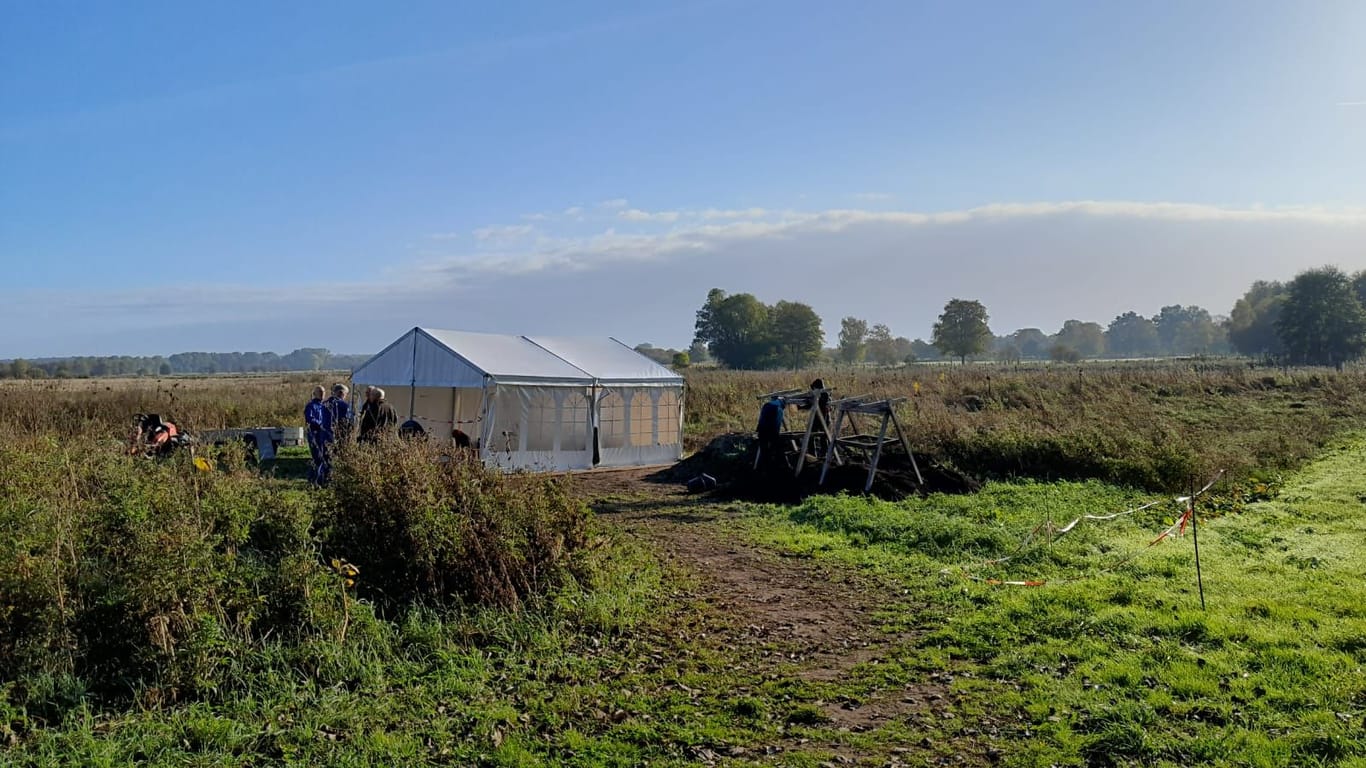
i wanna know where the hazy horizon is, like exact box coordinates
[4,1,1364,358]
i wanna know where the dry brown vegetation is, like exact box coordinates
[683,362,1366,490]
[3,361,1362,492]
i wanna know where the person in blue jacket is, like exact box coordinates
[756,395,786,469]
[326,384,354,442]
[305,385,334,485]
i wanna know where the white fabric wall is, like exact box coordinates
[478,383,682,471]
[484,385,594,471]
[409,387,484,445]
[597,385,684,468]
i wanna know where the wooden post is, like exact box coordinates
[865,412,891,493]
[817,403,844,466]
[794,400,818,477]
[819,408,847,485]
[888,407,923,486]
[1191,480,1206,611]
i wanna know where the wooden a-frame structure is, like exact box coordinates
[751,386,924,494]
[817,395,923,493]
[752,385,843,475]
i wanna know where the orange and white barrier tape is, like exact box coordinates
[944,470,1224,587]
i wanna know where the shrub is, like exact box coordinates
[321,439,591,610]
[0,438,334,714]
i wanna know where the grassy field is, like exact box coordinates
[2,365,1365,766]
[732,451,1366,766]
[7,361,1365,490]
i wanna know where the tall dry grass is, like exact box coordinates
[0,376,592,721]
[682,362,1366,489]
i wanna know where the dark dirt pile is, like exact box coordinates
[649,433,980,503]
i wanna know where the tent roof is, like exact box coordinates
[421,329,590,382]
[351,327,684,387]
[525,336,683,383]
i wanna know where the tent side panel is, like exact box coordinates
[410,387,485,443]
[413,332,486,388]
[351,329,417,387]
[596,385,684,468]
[482,384,593,471]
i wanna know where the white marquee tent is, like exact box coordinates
[350,328,685,471]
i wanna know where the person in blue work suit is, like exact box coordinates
[756,395,786,469]
[304,385,334,485]
[326,384,354,443]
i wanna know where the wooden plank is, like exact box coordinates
[818,408,846,486]
[888,407,924,486]
[835,436,894,449]
[866,412,891,492]
[794,404,818,477]
[757,388,805,401]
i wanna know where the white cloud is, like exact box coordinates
[698,207,769,220]
[472,224,534,242]
[520,212,549,221]
[11,200,1366,356]
[562,206,584,216]
[619,208,680,223]
[426,232,462,240]
[1337,100,1366,107]
[597,198,629,209]
[853,192,893,201]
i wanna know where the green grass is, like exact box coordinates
[0,530,934,767]
[7,370,1366,766]
[729,442,1366,766]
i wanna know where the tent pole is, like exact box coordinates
[477,377,492,458]
[408,329,418,419]
[591,382,601,467]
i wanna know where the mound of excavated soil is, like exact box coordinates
[649,433,980,503]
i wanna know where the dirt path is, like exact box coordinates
[579,469,945,744]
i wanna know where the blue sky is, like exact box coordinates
[3,0,1364,357]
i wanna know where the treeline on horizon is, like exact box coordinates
[0,348,372,380]
[637,266,1366,370]
[10,266,1364,379]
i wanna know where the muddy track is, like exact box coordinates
[581,470,947,752]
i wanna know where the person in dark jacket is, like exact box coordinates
[358,387,398,443]
[755,395,786,469]
[326,384,354,442]
[796,379,834,454]
[305,385,334,485]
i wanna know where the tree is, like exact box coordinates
[693,289,773,369]
[1105,312,1160,358]
[692,288,727,354]
[865,323,897,366]
[159,362,173,376]
[909,339,940,362]
[998,344,1022,365]
[671,351,690,368]
[768,301,825,369]
[1054,320,1106,359]
[1352,271,1366,308]
[1010,328,1050,359]
[892,336,915,364]
[837,317,868,364]
[1277,266,1366,368]
[687,340,710,364]
[633,344,679,366]
[932,299,993,364]
[1227,281,1287,358]
[1154,305,1222,355]
[1050,344,1082,363]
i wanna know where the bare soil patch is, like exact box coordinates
[580,470,947,744]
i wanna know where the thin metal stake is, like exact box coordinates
[1190,479,1206,611]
